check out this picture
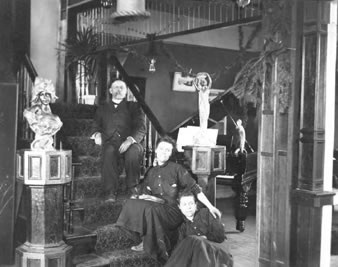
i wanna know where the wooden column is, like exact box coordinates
[292,1,337,267]
[257,58,293,265]
[258,0,337,266]
[257,18,295,267]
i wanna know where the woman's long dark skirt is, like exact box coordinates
[164,236,234,267]
[115,199,184,263]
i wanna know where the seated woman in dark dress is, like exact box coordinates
[165,191,233,267]
[115,136,221,264]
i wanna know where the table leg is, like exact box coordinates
[234,181,253,232]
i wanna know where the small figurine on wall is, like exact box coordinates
[23,77,62,150]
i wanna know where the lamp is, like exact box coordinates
[100,0,114,9]
[111,0,150,24]
[144,34,160,72]
[236,0,251,8]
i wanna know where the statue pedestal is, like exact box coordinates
[183,145,226,194]
[15,149,72,267]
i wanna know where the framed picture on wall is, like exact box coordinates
[172,72,196,92]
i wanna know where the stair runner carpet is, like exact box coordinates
[52,103,159,266]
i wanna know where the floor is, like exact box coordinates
[217,195,338,267]
[217,196,257,267]
[3,195,338,267]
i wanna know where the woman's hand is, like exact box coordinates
[209,206,222,219]
[196,192,222,218]
[138,194,165,204]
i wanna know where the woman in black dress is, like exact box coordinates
[165,191,233,267]
[115,136,221,264]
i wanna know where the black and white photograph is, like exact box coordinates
[1,0,338,267]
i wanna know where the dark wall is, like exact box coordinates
[0,0,19,264]
[123,42,257,132]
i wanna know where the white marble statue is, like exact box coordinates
[23,77,62,150]
[192,72,214,146]
[194,72,212,130]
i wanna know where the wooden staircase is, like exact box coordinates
[49,102,161,266]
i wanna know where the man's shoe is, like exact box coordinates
[131,241,143,252]
[105,194,117,203]
[129,186,139,199]
[128,186,139,199]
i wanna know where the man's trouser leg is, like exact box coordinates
[124,143,143,193]
[102,143,119,196]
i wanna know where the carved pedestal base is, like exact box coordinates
[183,145,226,198]
[15,149,72,267]
[16,242,72,267]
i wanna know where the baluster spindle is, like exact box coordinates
[147,119,152,167]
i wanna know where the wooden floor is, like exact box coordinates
[217,196,338,267]
[217,196,257,267]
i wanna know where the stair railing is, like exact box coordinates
[17,54,38,146]
[73,0,263,47]
[144,116,160,168]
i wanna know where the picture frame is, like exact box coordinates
[172,72,196,92]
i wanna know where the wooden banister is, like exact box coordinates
[17,54,38,145]
[22,54,38,82]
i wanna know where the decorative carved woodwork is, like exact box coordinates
[182,145,226,194]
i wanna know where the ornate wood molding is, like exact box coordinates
[292,188,335,207]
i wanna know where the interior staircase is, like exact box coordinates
[47,80,252,266]
[51,103,160,267]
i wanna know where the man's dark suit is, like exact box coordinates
[92,99,146,196]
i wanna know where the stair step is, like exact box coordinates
[73,156,101,178]
[73,249,160,267]
[81,199,124,228]
[61,118,94,137]
[64,200,129,258]
[66,196,127,231]
[51,103,96,119]
[73,253,110,267]
[64,226,97,257]
[101,249,160,267]
[72,176,129,200]
[63,137,101,158]
[72,177,103,200]
[95,224,140,253]
[69,222,160,266]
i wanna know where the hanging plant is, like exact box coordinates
[229,0,292,110]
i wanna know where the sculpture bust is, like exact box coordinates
[23,77,63,150]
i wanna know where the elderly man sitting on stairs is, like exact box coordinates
[91,80,146,203]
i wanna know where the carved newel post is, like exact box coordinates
[16,78,72,267]
[183,73,226,195]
